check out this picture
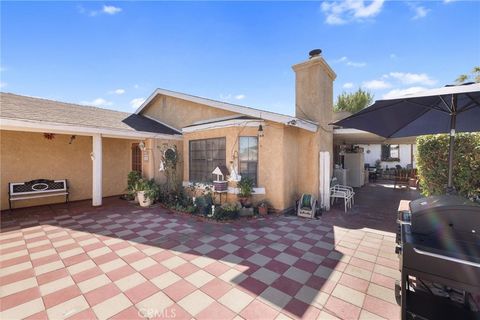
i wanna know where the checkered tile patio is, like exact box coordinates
[1,185,418,319]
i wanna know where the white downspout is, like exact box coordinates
[92,134,103,206]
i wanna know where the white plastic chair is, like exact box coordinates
[330,178,355,212]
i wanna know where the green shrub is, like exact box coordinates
[212,202,241,220]
[416,133,480,199]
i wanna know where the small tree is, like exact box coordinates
[334,88,374,114]
[456,66,480,84]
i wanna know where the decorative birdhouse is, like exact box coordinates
[212,166,229,192]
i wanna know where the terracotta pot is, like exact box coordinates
[238,196,252,208]
[258,206,268,215]
[137,191,152,207]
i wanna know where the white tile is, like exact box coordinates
[34,260,64,276]
[0,277,37,298]
[191,256,215,268]
[185,270,215,288]
[40,276,74,295]
[151,271,181,289]
[0,249,28,262]
[115,273,147,291]
[99,258,127,273]
[67,260,96,275]
[131,257,157,271]
[93,293,132,319]
[251,268,280,285]
[219,269,247,284]
[218,288,254,313]
[46,295,89,319]
[283,266,311,284]
[78,274,111,293]
[259,287,292,310]
[0,261,32,277]
[87,246,112,258]
[178,290,214,316]
[161,256,187,269]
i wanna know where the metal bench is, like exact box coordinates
[8,179,69,210]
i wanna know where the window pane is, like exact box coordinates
[189,138,226,182]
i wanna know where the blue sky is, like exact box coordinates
[2,1,479,115]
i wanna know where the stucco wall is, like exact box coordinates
[182,122,291,209]
[143,95,238,130]
[0,130,138,210]
[358,144,416,168]
[142,138,184,185]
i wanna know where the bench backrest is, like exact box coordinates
[9,179,68,196]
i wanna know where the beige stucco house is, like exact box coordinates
[0,52,338,212]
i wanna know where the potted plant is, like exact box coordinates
[136,179,160,207]
[237,176,254,208]
[257,200,270,215]
[127,171,142,202]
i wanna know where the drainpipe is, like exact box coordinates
[92,134,103,206]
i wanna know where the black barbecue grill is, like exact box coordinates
[395,195,480,320]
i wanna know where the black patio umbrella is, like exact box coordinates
[332,82,480,192]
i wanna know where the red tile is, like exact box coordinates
[207,249,229,260]
[1,254,30,268]
[55,243,79,253]
[85,282,121,306]
[0,268,35,286]
[200,278,232,300]
[92,251,118,265]
[271,276,303,296]
[140,264,168,280]
[31,254,60,267]
[195,302,235,320]
[363,295,400,319]
[294,258,318,273]
[264,260,290,274]
[123,251,147,264]
[83,242,104,252]
[163,279,197,302]
[371,273,396,289]
[1,244,27,254]
[151,250,174,262]
[165,304,192,320]
[43,285,82,308]
[349,257,375,271]
[125,281,159,304]
[110,306,143,320]
[357,245,379,256]
[339,273,370,293]
[284,298,314,318]
[63,253,89,267]
[109,241,130,251]
[376,256,398,269]
[29,244,53,254]
[105,264,136,281]
[65,308,97,320]
[325,296,361,320]
[25,310,49,320]
[36,268,69,285]
[238,277,268,296]
[172,263,200,278]
[0,287,40,311]
[306,275,336,294]
[203,262,229,277]
[71,266,102,283]
[259,247,280,258]
[240,299,279,320]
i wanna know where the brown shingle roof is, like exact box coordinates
[0,92,180,135]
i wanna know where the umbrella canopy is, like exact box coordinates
[332,82,480,191]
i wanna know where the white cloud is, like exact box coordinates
[362,79,391,89]
[81,98,113,107]
[388,72,437,86]
[0,82,7,88]
[130,97,146,109]
[334,56,367,68]
[133,84,140,89]
[382,87,427,99]
[321,0,385,25]
[234,94,246,100]
[78,4,122,17]
[343,82,354,89]
[409,4,429,20]
[443,0,458,3]
[102,5,122,15]
[109,88,125,95]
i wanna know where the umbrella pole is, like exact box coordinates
[446,95,457,194]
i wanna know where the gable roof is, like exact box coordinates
[135,88,318,132]
[0,92,181,138]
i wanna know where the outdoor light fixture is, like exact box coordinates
[90,152,95,161]
[69,135,76,144]
[257,124,264,137]
[139,141,146,151]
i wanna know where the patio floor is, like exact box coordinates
[0,183,420,320]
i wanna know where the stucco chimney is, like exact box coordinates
[292,50,336,127]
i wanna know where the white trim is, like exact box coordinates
[182,119,264,133]
[135,88,318,132]
[182,181,266,195]
[142,114,182,134]
[0,118,183,140]
[190,115,245,126]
